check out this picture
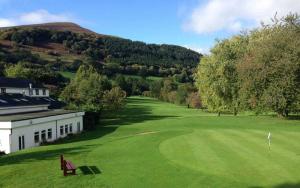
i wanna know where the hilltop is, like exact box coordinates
[0,22,96,34]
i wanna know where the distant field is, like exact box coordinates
[0,97,299,188]
[123,74,163,81]
[59,71,76,79]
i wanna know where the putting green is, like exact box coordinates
[160,129,300,186]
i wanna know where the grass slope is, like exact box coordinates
[0,97,299,188]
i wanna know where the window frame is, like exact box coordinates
[69,124,73,133]
[1,88,6,94]
[34,131,39,143]
[65,125,69,134]
[41,130,46,141]
[47,128,52,139]
[60,126,64,135]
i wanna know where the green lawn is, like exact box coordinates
[59,71,76,79]
[0,97,299,188]
[123,74,163,81]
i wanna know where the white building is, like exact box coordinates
[0,78,85,154]
[0,77,50,97]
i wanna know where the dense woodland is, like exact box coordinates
[0,26,200,78]
[196,14,300,117]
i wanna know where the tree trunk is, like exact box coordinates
[284,109,289,117]
[218,111,221,116]
[233,108,238,116]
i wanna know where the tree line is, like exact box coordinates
[195,14,300,117]
[0,26,201,78]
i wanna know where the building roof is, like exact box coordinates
[0,93,65,109]
[0,109,82,122]
[0,94,49,108]
[0,77,45,88]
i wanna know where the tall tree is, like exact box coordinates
[238,14,300,116]
[60,64,111,112]
[195,35,248,115]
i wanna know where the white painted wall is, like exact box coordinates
[2,87,49,97]
[0,105,49,115]
[0,112,84,154]
[0,128,11,154]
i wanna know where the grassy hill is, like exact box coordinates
[0,22,96,34]
[0,97,299,188]
[0,22,201,81]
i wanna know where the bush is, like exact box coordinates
[83,112,100,130]
[0,151,6,156]
[186,92,202,109]
[103,87,127,110]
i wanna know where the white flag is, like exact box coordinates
[267,132,271,150]
[268,132,271,140]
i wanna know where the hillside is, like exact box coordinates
[0,22,96,35]
[0,22,201,79]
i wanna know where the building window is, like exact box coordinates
[41,130,46,141]
[34,132,39,143]
[60,126,64,135]
[77,122,81,132]
[43,89,46,95]
[69,124,73,133]
[1,88,6,94]
[35,89,39,95]
[48,128,52,139]
[65,125,69,134]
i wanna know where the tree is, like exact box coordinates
[176,83,195,105]
[0,62,6,77]
[238,14,300,117]
[103,87,127,110]
[195,13,300,117]
[60,64,111,112]
[186,92,202,109]
[5,63,30,78]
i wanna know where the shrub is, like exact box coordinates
[103,87,127,110]
[186,92,202,109]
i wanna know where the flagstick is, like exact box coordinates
[267,132,271,154]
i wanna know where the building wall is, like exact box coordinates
[0,114,84,154]
[0,105,49,115]
[2,88,49,97]
[0,128,11,154]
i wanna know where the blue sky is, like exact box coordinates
[0,0,299,54]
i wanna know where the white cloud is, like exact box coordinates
[0,9,74,27]
[183,44,210,54]
[184,0,300,34]
[0,18,15,27]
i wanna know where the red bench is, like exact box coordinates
[60,155,76,176]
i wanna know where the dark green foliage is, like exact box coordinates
[60,64,127,113]
[196,13,300,116]
[103,87,127,110]
[0,26,201,77]
[5,62,67,86]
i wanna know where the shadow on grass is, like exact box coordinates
[273,182,300,188]
[0,97,175,166]
[79,165,101,175]
[249,182,300,188]
[0,145,93,166]
[101,98,178,127]
[286,115,300,121]
[54,98,177,144]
